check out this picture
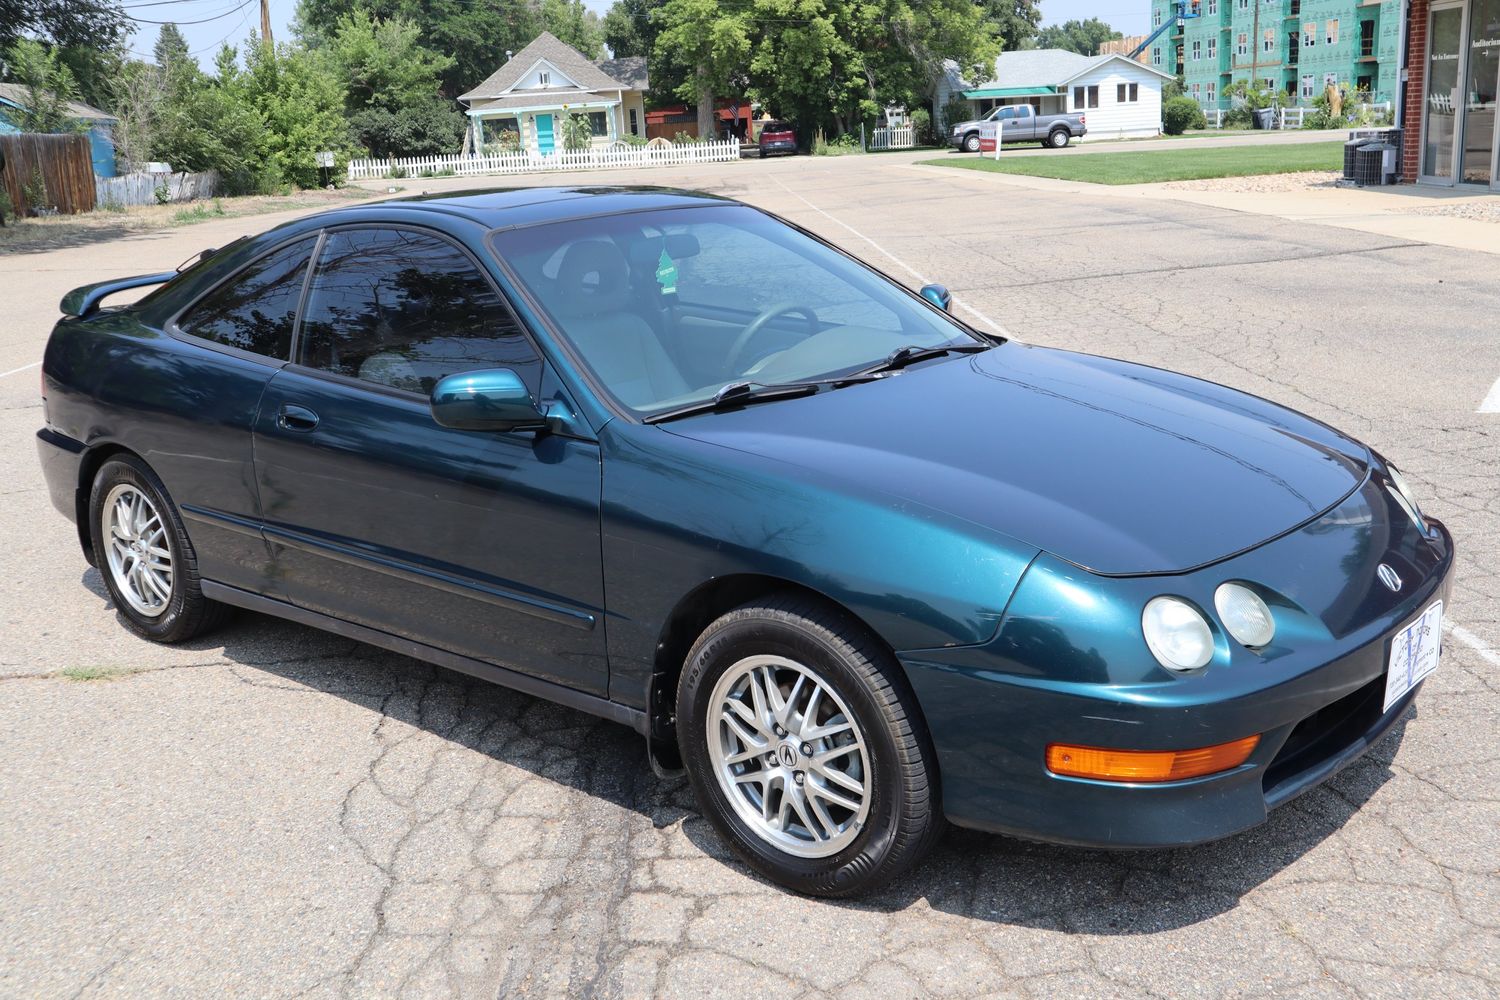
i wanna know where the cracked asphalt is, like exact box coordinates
[1,153,1496,999]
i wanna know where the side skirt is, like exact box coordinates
[201,581,647,735]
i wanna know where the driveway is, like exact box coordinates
[1,154,1496,999]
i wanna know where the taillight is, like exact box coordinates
[1080,115,1086,126]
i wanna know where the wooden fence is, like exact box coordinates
[868,125,915,151]
[96,170,220,208]
[0,132,96,215]
[347,139,742,181]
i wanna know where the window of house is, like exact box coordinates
[177,237,317,359]
[1360,19,1376,57]
[298,228,538,397]
[1207,82,1216,103]
[1264,29,1275,52]
[1192,82,1202,101]
[1237,33,1248,56]
[1192,40,1201,61]
[1356,73,1373,95]
[1152,47,1162,66]
[1072,85,1099,108]
[1116,82,1139,102]
[1324,72,1339,88]
[1304,23,1316,46]
[1326,19,1338,45]
[587,111,608,137]
[1154,9,1162,27]
[629,107,639,135]
[1263,76,1276,90]
[1301,74,1314,97]
[1238,0,1248,10]
[1207,0,1217,14]
[1208,37,1217,59]
[538,71,551,86]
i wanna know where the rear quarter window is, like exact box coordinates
[176,237,318,360]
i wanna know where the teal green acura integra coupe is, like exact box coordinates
[37,188,1453,896]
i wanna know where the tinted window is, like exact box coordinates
[177,237,316,358]
[298,228,538,395]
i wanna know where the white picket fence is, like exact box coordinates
[96,170,219,208]
[348,139,742,181]
[868,124,916,151]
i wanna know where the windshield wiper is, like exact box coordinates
[645,375,880,424]
[852,342,989,378]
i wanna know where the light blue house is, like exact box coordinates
[0,82,119,177]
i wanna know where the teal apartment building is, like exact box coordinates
[1147,0,1402,108]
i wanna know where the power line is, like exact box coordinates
[123,0,257,27]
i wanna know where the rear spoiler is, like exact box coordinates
[60,272,178,320]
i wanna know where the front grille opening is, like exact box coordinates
[1263,675,1386,794]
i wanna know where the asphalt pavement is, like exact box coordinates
[1,153,1496,999]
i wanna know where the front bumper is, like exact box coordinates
[901,477,1455,849]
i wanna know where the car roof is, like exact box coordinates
[307,185,736,232]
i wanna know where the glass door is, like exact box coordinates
[1462,0,1500,185]
[1422,4,1465,182]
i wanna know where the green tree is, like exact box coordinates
[295,0,605,96]
[150,44,269,192]
[325,9,464,157]
[601,0,658,57]
[0,0,127,108]
[978,0,1042,52]
[1,38,85,132]
[1035,18,1121,56]
[654,0,749,138]
[153,22,191,75]
[240,35,350,188]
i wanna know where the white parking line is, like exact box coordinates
[1479,376,1500,413]
[0,360,40,380]
[1447,622,1500,667]
[768,175,1012,337]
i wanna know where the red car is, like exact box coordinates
[758,121,797,157]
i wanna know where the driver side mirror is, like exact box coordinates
[430,369,548,432]
[919,283,952,312]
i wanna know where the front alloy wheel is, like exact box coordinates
[708,655,871,858]
[678,597,942,897]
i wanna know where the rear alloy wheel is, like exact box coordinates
[678,597,942,897]
[962,133,980,152]
[1049,128,1070,148]
[89,455,230,643]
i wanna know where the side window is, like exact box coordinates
[177,237,317,359]
[297,228,540,396]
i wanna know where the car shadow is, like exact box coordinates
[86,575,1409,933]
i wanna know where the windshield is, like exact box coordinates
[489,205,981,417]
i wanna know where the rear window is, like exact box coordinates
[762,122,791,133]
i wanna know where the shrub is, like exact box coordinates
[387,166,408,179]
[939,96,971,132]
[562,114,594,151]
[22,167,48,211]
[1162,96,1206,135]
[909,108,934,145]
[153,183,172,205]
[1224,106,1255,128]
[0,186,12,223]
[416,167,435,178]
[672,130,702,144]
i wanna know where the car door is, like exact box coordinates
[160,234,320,595]
[1013,104,1036,140]
[251,225,608,695]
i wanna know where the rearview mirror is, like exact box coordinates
[919,283,952,312]
[430,369,548,432]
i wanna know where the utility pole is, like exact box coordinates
[1250,0,1260,90]
[260,0,274,47]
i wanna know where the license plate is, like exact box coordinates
[1383,600,1443,712]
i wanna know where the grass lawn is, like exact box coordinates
[917,141,1342,185]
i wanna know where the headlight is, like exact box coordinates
[1142,596,1214,671]
[1214,583,1275,648]
[1386,465,1428,533]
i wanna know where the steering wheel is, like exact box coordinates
[725,303,819,373]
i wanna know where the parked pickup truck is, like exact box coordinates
[950,105,1087,151]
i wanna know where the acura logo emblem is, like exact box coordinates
[1377,564,1402,592]
[777,744,798,767]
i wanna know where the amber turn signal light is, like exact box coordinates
[1045,735,1260,783]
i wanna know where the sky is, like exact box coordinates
[125,0,1152,70]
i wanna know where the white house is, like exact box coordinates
[457,32,649,156]
[938,49,1174,140]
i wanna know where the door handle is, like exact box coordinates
[277,403,320,432]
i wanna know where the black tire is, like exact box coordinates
[677,596,942,897]
[962,132,980,153]
[88,454,230,643]
[1048,128,1070,149]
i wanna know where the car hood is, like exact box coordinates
[662,343,1370,576]
[954,119,984,132]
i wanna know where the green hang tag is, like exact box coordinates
[655,248,678,295]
